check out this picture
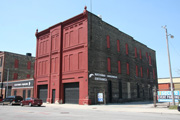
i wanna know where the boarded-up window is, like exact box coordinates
[13,73,18,80]
[135,47,137,58]
[118,61,121,74]
[139,49,142,59]
[107,35,110,48]
[27,74,30,78]
[147,69,149,78]
[126,63,130,75]
[27,61,31,69]
[140,67,143,78]
[136,65,138,77]
[126,43,128,55]
[14,59,19,68]
[117,40,120,52]
[149,56,152,65]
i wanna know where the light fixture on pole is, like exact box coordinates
[162,25,175,106]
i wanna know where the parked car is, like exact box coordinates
[2,96,23,105]
[0,96,3,102]
[21,98,43,107]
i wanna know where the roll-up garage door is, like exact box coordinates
[64,82,79,104]
[38,85,48,102]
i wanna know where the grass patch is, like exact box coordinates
[169,105,178,109]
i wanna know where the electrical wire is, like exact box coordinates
[169,40,180,58]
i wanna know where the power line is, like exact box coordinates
[169,40,180,58]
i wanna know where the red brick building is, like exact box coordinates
[0,51,35,99]
[34,8,89,104]
[34,7,157,105]
[158,77,180,91]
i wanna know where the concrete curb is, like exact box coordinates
[42,103,180,115]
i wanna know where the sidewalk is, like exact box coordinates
[43,101,180,115]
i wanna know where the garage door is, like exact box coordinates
[38,85,48,102]
[64,83,79,104]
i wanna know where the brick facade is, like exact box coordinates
[34,7,157,105]
[87,12,157,104]
[0,51,35,98]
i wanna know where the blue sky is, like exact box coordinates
[1,0,180,78]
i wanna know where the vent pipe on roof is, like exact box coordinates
[26,53,32,57]
[98,15,102,19]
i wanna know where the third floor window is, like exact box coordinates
[125,43,128,55]
[14,59,19,68]
[107,35,110,48]
[117,40,120,52]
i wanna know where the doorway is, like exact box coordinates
[52,89,55,103]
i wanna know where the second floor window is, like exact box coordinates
[118,61,121,74]
[13,73,18,80]
[136,65,138,77]
[147,69,149,78]
[140,67,143,78]
[27,74,30,78]
[107,58,111,72]
[126,63,130,75]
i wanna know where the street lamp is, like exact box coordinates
[162,25,175,106]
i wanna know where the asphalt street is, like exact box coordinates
[0,102,179,120]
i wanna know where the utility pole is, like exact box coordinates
[162,25,175,106]
[0,72,3,97]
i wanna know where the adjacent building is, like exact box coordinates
[0,51,35,99]
[158,77,180,91]
[34,7,157,105]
